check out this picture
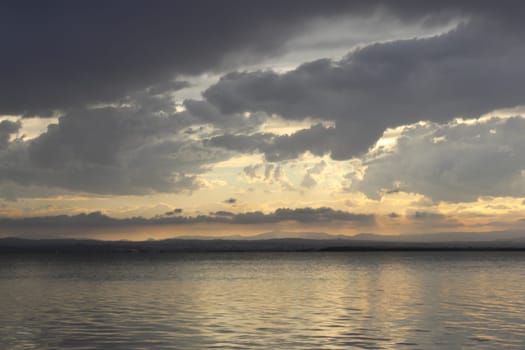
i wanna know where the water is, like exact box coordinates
[1,252,524,349]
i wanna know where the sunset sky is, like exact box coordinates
[2,1,525,240]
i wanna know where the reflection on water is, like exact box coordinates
[1,252,525,349]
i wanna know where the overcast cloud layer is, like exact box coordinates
[0,0,384,116]
[3,1,525,233]
[2,1,519,116]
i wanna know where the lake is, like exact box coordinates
[1,252,524,349]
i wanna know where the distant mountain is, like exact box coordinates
[350,231,525,242]
[250,231,349,240]
[2,231,525,253]
[176,231,350,240]
[176,230,525,242]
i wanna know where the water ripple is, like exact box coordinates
[1,252,524,349]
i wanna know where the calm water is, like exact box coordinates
[1,252,525,349]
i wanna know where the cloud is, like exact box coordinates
[204,18,525,158]
[0,1,392,116]
[243,164,262,179]
[0,89,233,196]
[0,78,279,198]
[164,208,183,216]
[231,207,374,225]
[210,211,235,217]
[301,160,326,188]
[4,1,525,204]
[353,116,525,202]
[224,198,237,204]
[208,124,337,161]
[410,211,446,220]
[0,207,375,229]
[6,1,516,117]
[183,100,266,133]
[0,120,21,149]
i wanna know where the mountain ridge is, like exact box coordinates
[2,230,525,253]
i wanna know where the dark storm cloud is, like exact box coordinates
[4,0,515,117]
[0,207,375,228]
[204,17,525,158]
[0,0,393,116]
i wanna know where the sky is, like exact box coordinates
[2,1,525,240]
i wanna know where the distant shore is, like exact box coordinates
[2,237,525,253]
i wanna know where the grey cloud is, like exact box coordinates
[208,133,272,154]
[234,206,375,224]
[5,1,516,117]
[210,211,235,217]
[4,2,525,199]
[0,91,231,196]
[208,124,336,161]
[231,207,374,225]
[224,198,237,204]
[1,1,393,116]
[243,164,262,179]
[301,160,326,188]
[411,211,446,220]
[301,174,317,188]
[264,164,275,180]
[145,81,190,96]
[383,188,402,195]
[183,100,265,133]
[204,19,525,158]
[0,120,21,149]
[265,125,337,161]
[164,208,183,216]
[0,212,120,228]
[353,116,525,202]
[0,207,375,228]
